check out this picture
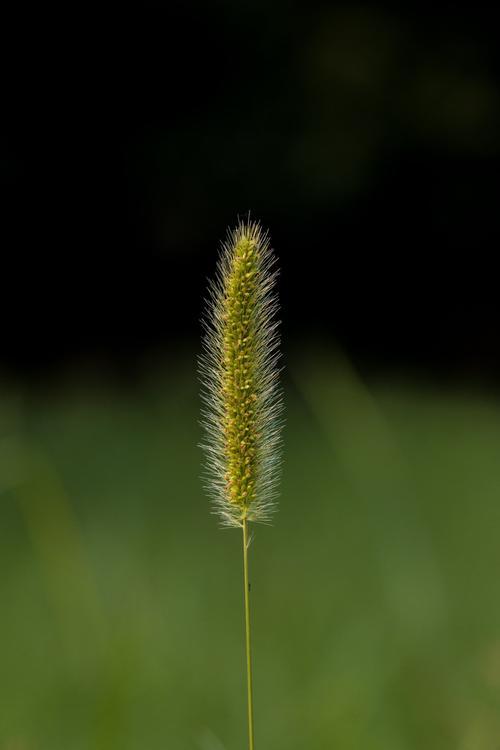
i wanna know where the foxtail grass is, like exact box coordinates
[199,219,283,749]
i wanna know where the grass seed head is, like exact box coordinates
[199,219,283,528]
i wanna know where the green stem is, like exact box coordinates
[242,519,255,750]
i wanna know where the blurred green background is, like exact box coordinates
[3,3,500,748]
[1,351,500,749]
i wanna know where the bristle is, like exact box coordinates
[199,219,283,527]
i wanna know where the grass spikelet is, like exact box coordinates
[199,219,282,529]
[199,218,282,749]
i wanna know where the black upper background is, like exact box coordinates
[2,3,500,382]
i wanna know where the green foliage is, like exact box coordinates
[1,357,500,748]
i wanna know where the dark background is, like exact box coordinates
[2,3,500,380]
